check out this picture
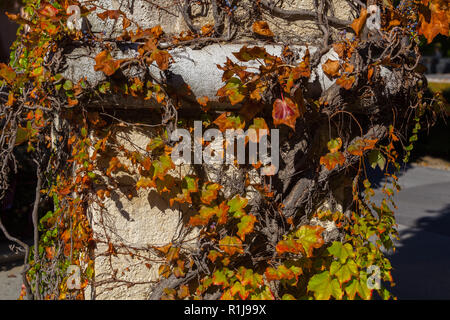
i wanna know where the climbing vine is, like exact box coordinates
[0,0,448,300]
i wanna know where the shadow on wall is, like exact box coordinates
[387,203,450,299]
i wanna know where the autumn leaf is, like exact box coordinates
[347,138,378,156]
[272,97,301,130]
[39,4,59,18]
[136,177,156,189]
[213,112,246,132]
[151,154,175,180]
[294,225,325,257]
[201,24,214,36]
[320,151,346,170]
[217,77,247,105]
[265,264,302,283]
[0,63,16,84]
[230,281,249,299]
[189,205,216,226]
[227,195,248,219]
[282,52,311,93]
[250,82,267,101]
[6,92,15,106]
[94,51,122,76]
[219,236,244,256]
[197,96,209,107]
[216,201,230,225]
[276,238,302,255]
[200,183,221,205]
[322,59,341,78]
[212,269,230,288]
[97,10,122,21]
[368,66,374,81]
[332,43,347,59]
[252,21,274,37]
[336,74,355,90]
[327,138,343,153]
[150,49,172,70]
[327,242,354,263]
[368,149,386,170]
[248,118,269,143]
[307,271,343,300]
[207,250,222,263]
[418,1,450,43]
[236,267,263,288]
[351,8,368,36]
[232,46,268,62]
[344,276,372,300]
[172,175,199,206]
[237,214,257,241]
[330,260,358,284]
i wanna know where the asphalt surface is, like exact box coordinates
[372,165,450,299]
[0,165,449,300]
[0,260,23,300]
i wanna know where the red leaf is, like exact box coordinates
[272,97,301,130]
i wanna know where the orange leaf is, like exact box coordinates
[418,1,449,43]
[219,236,244,256]
[200,183,221,205]
[336,75,355,90]
[197,96,209,108]
[332,43,347,59]
[0,63,16,84]
[320,151,346,170]
[201,24,214,36]
[322,59,340,78]
[94,51,122,76]
[97,10,121,21]
[237,214,257,241]
[368,66,374,81]
[351,8,368,36]
[252,21,274,37]
[151,50,172,71]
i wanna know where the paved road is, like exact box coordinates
[0,165,449,300]
[0,260,23,300]
[372,165,450,299]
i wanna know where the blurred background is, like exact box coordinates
[0,0,449,300]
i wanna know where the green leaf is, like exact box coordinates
[15,126,29,146]
[212,270,229,288]
[344,277,372,300]
[98,82,111,94]
[327,138,342,153]
[368,150,386,170]
[307,271,343,300]
[227,195,248,218]
[327,242,354,263]
[146,136,164,151]
[330,260,358,284]
[152,154,174,179]
[63,80,73,91]
[230,281,248,299]
[81,127,88,137]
